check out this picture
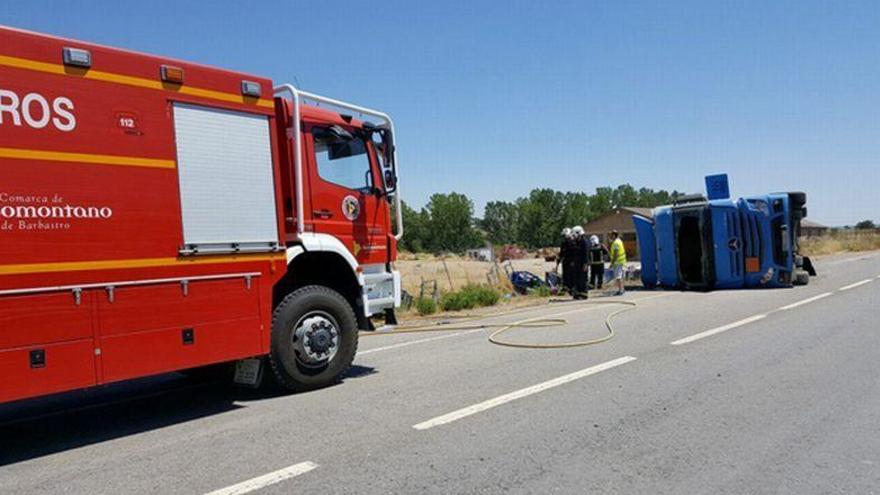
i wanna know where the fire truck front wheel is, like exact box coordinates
[269,285,359,391]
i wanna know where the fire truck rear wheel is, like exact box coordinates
[269,285,359,392]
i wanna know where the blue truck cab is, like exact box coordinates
[633,185,813,290]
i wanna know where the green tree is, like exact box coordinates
[481,201,520,245]
[403,184,685,252]
[560,192,593,227]
[589,187,615,218]
[855,219,876,230]
[636,187,670,207]
[611,184,639,208]
[516,189,567,248]
[397,201,429,252]
[423,192,483,252]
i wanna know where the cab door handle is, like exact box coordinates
[313,209,333,219]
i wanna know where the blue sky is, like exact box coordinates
[2,0,877,226]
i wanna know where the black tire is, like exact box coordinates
[268,285,359,392]
[788,192,807,209]
[793,270,810,286]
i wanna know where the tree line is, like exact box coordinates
[398,184,683,253]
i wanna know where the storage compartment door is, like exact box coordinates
[0,340,97,403]
[98,276,264,383]
[0,292,97,403]
[174,103,280,255]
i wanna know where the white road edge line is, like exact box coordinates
[204,462,318,495]
[670,314,767,346]
[778,292,833,311]
[412,356,637,430]
[839,279,873,291]
[359,329,484,355]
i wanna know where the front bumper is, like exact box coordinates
[361,267,401,317]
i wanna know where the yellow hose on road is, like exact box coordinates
[361,299,638,349]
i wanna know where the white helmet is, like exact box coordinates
[562,227,572,238]
[590,235,599,246]
[572,226,585,237]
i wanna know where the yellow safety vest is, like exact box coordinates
[610,238,627,265]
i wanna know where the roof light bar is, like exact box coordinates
[241,81,262,97]
[160,65,185,84]
[62,47,92,68]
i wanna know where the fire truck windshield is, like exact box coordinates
[313,130,373,192]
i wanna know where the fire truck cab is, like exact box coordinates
[0,26,402,404]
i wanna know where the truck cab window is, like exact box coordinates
[313,129,373,192]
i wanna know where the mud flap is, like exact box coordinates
[233,358,264,387]
[802,256,817,276]
[384,308,398,325]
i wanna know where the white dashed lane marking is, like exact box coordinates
[204,462,318,495]
[839,279,873,291]
[670,314,768,346]
[359,329,483,355]
[670,279,870,347]
[413,356,637,430]
[778,292,833,311]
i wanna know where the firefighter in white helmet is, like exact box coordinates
[588,234,609,290]
[570,226,589,298]
[556,227,576,295]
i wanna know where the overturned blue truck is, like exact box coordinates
[633,176,815,290]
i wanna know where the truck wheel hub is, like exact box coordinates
[293,313,339,365]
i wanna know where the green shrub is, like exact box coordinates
[440,291,474,311]
[440,285,500,312]
[415,297,437,316]
[460,284,500,307]
[532,285,552,297]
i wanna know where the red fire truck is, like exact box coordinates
[0,26,403,404]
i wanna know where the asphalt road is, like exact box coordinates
[1,251,878,495]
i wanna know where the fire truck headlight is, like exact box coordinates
[62,47,92,68]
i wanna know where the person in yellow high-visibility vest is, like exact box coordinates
[608,230,627,296]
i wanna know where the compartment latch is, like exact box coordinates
[29,349,46,369]
[182,328,195,345]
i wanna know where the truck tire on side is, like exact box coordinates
[793,270,810,286]
[788,192,807,209]
[269,285,359,392]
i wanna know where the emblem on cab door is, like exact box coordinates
[342,195,361,221]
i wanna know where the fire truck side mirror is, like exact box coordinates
[313,125,353,143]
[383,169,397,193]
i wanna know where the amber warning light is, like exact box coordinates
[160,65,185,84]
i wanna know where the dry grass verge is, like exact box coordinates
[801,231,880,256]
